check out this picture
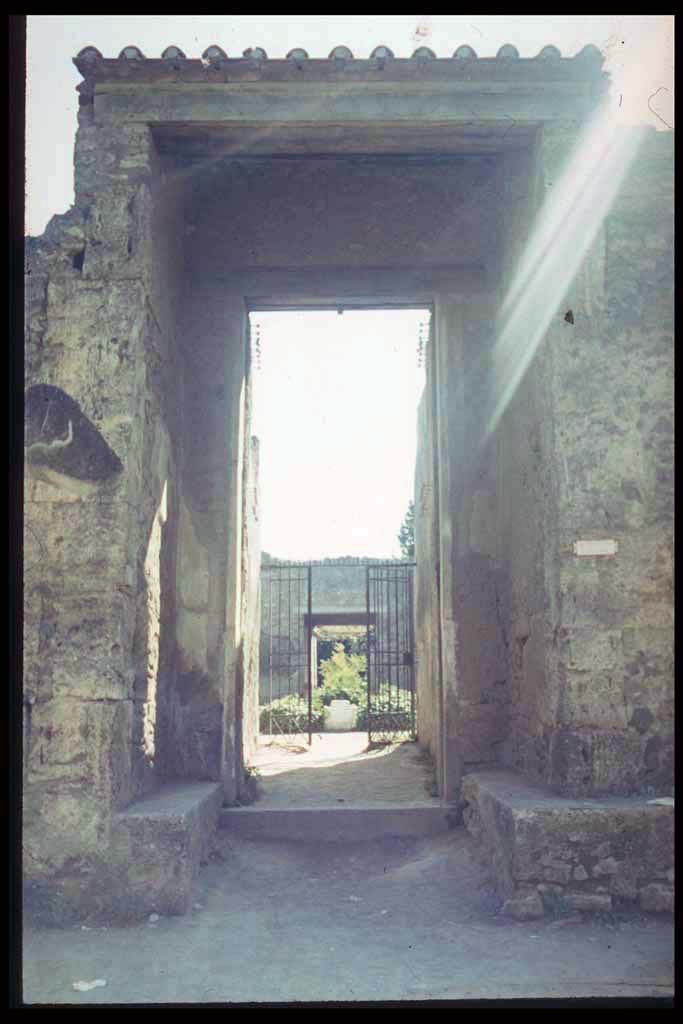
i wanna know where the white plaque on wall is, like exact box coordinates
[573,539,618,557]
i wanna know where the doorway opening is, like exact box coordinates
[244,307,431,792]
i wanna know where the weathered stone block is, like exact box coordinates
[639,883,674,914]
[23,785,106,878]
[592,856,619,877]
[74,122,154,199]
[86,699,134,807]
[43,593,137,701]
[459,704,509,765]
[169,702,224,781]
[110,781,223,917]
[24,498,130,583]
[565,892,612,914]
[26,696,133,805]
[82,182,153,281]
[462,771,674,918]
[549,726,643,796]
[542,861,572,885]
[502,892,544,921]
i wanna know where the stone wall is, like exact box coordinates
[477,128,675,798]
[24,110,184,913]
[414,387,440,760]
[23,51,672,921]
[432,290,511,793]
[416,130,673,800]
[239,436,262,766]
[463,771,674,919]
[536,129,674,797]
[491,144,554,784]
[23,106,255,914]
[172,285,248,799]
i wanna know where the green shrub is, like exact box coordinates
[259,692,324,734]
[318,643,367,705]
[358,683,413,731]
[259,644,414,735]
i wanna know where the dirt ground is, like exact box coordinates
[249,734,441,806]
[22,827,674,1004]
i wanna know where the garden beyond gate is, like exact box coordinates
[260,561,416,745]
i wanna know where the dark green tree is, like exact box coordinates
[398,500,415,559]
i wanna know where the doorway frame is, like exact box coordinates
[238,291,458,798]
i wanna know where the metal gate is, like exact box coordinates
[260,561,416,745]
[261,562,313,743]
[366,563,416,744]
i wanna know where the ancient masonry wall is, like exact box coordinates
[413,130,673,799]
[475,128,674,798]
[492,142,555,784]
[240,436,262,766]
[24,111,184,908]
[414,385,440,760]
[538,128,674,796]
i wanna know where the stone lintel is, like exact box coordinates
[92,82,595,127]
[205,265,489,305]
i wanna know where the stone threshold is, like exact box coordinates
[462,770,674,920]
[219,803,457,842]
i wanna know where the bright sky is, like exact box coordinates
[252,310,427,560]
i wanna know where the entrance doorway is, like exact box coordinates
[247,306,429,782]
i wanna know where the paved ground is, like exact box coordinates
[250,734,440,807]
[22,828,674,1004]
[21,739,674,1004]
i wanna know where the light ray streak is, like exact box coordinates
[485,104,647,442]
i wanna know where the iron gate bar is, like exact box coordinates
[365,562,416,744]
[307,563,312,745]
[262,562,313,743]
[366,566,371,742]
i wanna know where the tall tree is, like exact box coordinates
[398,500,415,559]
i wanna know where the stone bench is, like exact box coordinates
[110,781,223,918]
[462,770,674,920]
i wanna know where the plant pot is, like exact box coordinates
[323,699,358,732]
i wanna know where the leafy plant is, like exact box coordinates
[259,645,414,734]
[318,643,367,705]
[358,683,413,731]
[259,693,325,734]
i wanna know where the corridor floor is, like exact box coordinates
[248,735,440,807]
[22,827,674,1004]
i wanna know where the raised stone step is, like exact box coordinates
[110,781,223,918]
[219,802,456,842]
[462,770,674,919]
